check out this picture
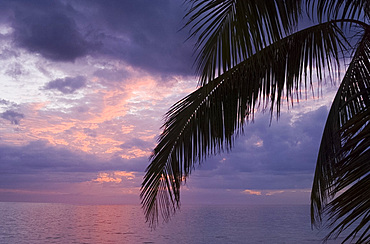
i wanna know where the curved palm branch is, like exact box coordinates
[184,0,302,84]
[141,21,349,227]
[311,27,370,244]
[307,0,370,22]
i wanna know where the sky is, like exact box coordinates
[0,0,342,206]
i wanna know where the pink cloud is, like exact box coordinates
[242,189,262,196]
[92,171,137,184]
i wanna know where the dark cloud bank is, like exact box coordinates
[2,0,194,76]
[0,140,147,190]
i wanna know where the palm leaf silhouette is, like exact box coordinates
[141,20,348,227]
[141,1,370,242]
[311,28,370,244]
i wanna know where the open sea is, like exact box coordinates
[0,202,357,244]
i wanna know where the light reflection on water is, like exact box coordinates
[0,202,355,244]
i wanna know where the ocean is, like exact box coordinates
[0,202,355,244]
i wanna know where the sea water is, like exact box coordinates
[0,202,357,244]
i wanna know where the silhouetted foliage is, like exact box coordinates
[141,1,369,242]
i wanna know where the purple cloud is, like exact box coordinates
[0,99,10,105]
[1,0,194,76]
[0,140,148,188]
[10,0,94,62]
[0,140,147,173]
[44,76,87,94]
[119,138,153,150]
[1,110,24,124]
[83,128,97,138]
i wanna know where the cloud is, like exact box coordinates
[93,68,130,83]
[11,0,94,62]
[0,0,195,77]
[0,49,19,60]
[5,62,27,79]
[83,128,97,137]
[1,110,24,124]
[114,171,135,180]
[93,172,122,183]
[0,140,148,194]
[119,138,152,150]
[81,0,194,76]
[92,171,136,183]
[44,76,87,94]
[242,189,262,196]
[0,140,146,174]
[0,99,10,105]
[266,190,285,196]
[0,139,147,204]
[2,0,194,76]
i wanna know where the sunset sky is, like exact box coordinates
[0,0,342,205]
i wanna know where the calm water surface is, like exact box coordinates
[0,202,355,244]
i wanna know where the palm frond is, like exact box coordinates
[184,0,302,84]
[141,21,349,228]
[307,0,370,22]
[311,27,370,243]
